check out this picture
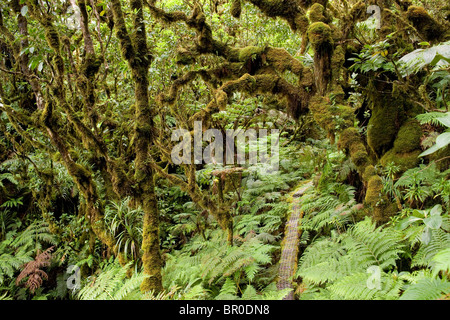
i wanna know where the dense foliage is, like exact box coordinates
[0,0,449,300]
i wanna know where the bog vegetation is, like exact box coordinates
[0,0,449,300]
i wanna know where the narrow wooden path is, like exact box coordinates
[277,180,313,300]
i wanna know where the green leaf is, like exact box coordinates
[429,204,442,217]
[423,215,442,230]
[420,132,450,157]
[397,216,423,230]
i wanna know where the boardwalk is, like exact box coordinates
[277,181,313,300]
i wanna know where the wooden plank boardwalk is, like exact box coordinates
[277,181,313,300]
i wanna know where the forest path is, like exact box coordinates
[276,180,314,300]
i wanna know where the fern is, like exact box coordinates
[400,277,450,300]
[78,260,146,300]
[327,271,403,300]
[0,172,18,188]
[215,277,238,300]
[430,248,450,278]
[344,218,403,270]
[297,218,404,299]
[300,184,356,234]
[16,246,54,293]
[412,228,450,268]
[11,221,56,252]
[0,249,33,285]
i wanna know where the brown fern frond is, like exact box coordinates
[16,246,54,293]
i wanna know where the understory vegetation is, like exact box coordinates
[0,0,449,300]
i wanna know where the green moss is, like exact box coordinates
[380,149,421,171]
[338,127,372,174]
[307,22,333,50]
[379,119,422,171]
[362,165,377,182]
[238,46,264,62]
[364,174,397,223]
[308,3,325,22]
[265,47,304,75]
[365,175,383,206]
[295,14,310,34]
[331,45,345,82]
[392,119,422,154]
[367,99,400,156]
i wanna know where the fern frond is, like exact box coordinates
[430,248,450,277]
[215,277,239,300]
[328,272,381,300]
[400,277,450,300]
[412,228,450,268]
[11,221,56,252]
[78,261,142,300]
[345,218,403,270]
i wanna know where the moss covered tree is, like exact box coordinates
[1,0,449,296]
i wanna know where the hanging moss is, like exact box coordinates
[247,0,305,31]
[307,22,333,95]
[331,45,345,85]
